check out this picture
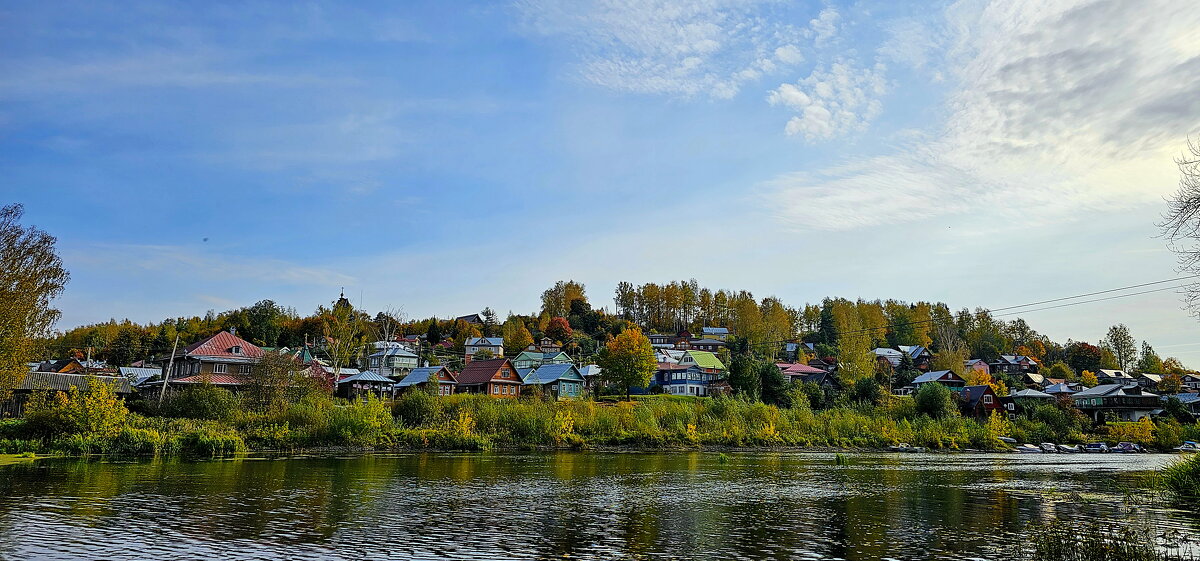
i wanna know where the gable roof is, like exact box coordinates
[119,367,162,386]
[465,337,504,347]
[182,331,264,360]
[1097,369,1134,379]
[579,364,602,377]
[1011,388,1054,399]
[689,338,726,346]
[524,363,583,385]
[913,370,963,384]
[337,371,395,385]
[369,346,418,358]
[777,363,825,375]
[20,371,132,393]
[993,354,1039,366]
[685,350,725,370]
[171,373,247,386]
[1074,384,1156,398]
[897,345,930,358]
[701,327,729,335]
[960,385,995,408]
[396,366,454,387]
[456,358,517,385]
[1043,382,1076,394]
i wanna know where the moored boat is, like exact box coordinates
[1016,444,1042,453]
[1112,442,1144,453]
[1040,443,1058,453]
[1174,441,1200,453]
[1084,442,1109,453]
[1056,444,1082,453]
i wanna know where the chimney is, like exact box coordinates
[229,327,237,335]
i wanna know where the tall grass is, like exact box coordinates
[1161,453,1200,503]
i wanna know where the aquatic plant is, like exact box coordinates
[1161,453,1200,503]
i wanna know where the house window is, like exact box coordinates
[983,395,993,404]
[213,363,228,374]
[230,346,242,355]
[239,364,251,374]
[492,385,499,394]
[501,369,510,378]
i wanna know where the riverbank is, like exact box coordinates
[4,382,1199,457]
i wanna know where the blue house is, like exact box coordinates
[522,363,585,400]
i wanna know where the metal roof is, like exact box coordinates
[396,367,453,387]
[337,371,395,384]
[523,363,583,385]
[19,372,132,394]
[465,337,504,347]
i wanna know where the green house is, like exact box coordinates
[512,350,572,370]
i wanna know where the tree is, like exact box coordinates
[1081,370,1098,387]
[728,354,762,400]
[851,377,882,405]
[1136,341,1166,375]
[759,360,790,406]
[893,353,921,388]
[1066,342,1104,374]
[1101,324,1137,371]
[914,382,956,418]
[108,325,144,367]
[321,301,366,383]
[371,307,406,344]
[541,280,587,318]
[545,316,573,343]
[246,351,306,412]
[425,319,442,346]
[472,349,495,361]
[502,318,534,355]
[1159,138,1200,317]
[596,328,656,401]
[1160,372,1184,394]
[1045,361,1075,382]
[480,307,499,337]
[0,204,70,400]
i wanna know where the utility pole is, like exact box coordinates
[158,334,180,406]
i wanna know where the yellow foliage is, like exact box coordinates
[1107,417,1155,445]
[1081,370,1098,387]
[452,409,475,436]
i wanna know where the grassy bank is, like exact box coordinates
[3,381,1199,457]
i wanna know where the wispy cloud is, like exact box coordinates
[515,0,821,99]
[764,0,1200,230]
[767,59,886,140]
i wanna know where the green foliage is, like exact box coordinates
[1161,453,1200,503]
[914,382,956,419]
[393,389,445,427]
[1022,519,1187,561]
[850,377,882,405]
[728,355,762,400]
[1045,361,1075,381]
[162,383,240,420]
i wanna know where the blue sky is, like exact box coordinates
[4,1,1200,362]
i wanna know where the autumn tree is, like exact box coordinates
[1101,324,1137,371]
[1081,370,1099,387]
[541,280,587,319]
[1066,342,1104,374]
[1160,372,1184,394]
[545,316,573,343]
[246,351,306,412]
[0,204,69,400]
[502,317,534,355]
[320,301,367,382]
[596,327,656,401]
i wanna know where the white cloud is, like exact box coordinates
[765,0,1200,229]
[515,0,817,99]
[807,7,839,44]
[768,60,886,140]
[65,244,356,287]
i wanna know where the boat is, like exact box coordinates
[887,443,927,453]
[998,437,1017,446]
[1040,443,1058,453]
[1112,442,1144,453]
[1174,441,1200,453]
[1015,444,1043,453]
[1056,444,1082,453]
[1083,442,1109,453]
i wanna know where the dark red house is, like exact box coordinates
[455,358,523,398]
[959,385,1001,418]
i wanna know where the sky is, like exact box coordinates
[3,1,1200,362]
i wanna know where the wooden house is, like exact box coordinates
[958,385,1001,418]
[162,329,264,381]
[394,366,457,396]
[464,337,505,360]
[521,363,585,400]
[1072,384,1160,423]
[455,358,523,398]
[911,370,966,390]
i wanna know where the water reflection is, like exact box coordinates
[0,452,1191,560]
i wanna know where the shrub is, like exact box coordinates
[393,390,444,427]
[914,383,956,419]
[329,398,393,447]
[163,384,239,421]
[176,426,245,456]
[108,427,163,456]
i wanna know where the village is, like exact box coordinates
[13,304,1200,454]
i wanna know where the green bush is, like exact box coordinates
[163,384,240,421]
[329,398,393,447]
[914,383,956,419]
[175,426,245,456]
[393,390,444,427]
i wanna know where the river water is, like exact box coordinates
[0,452,1194,560]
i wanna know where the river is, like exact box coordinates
[0,452,1194,560]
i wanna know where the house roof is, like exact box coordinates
[1097,369,1134,379]
[456,314,483,324]
[1140,373,1164,383]
[964,359,987,367]
[369,346,418,358]
[960,385,995,408]
[897,345,930,358]
[1074,384,1156,398]
[524,363,583,385]
[701,327,729,335]
[913,370,962,384]
[456,358,517,385]
[119,367,162,386]
[657,362,691,372]
[1043,382,1076,394]
[396,367,454,387]
[778,363,825,375]
[36,359,83,373]
[171,374,247,386]
[19,371,132,393]
[994,354,1039,366]
[689,338,726,346]
[182,331,264,360]
[466,337,504,347]
[1011,388,1054,399]
[1166,393,1200,404]
[337,371,395,384]
[685,351,725,370]
[1025,373,1047,384]
[579,364,602,377]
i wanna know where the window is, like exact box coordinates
[501,369,510,378]
[239,364,251,374]
[982,395,993,404]
[492,385,499,394]
[213,363,228,374]
[230,346,242,355]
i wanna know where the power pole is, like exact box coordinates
[158,334,180,406]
